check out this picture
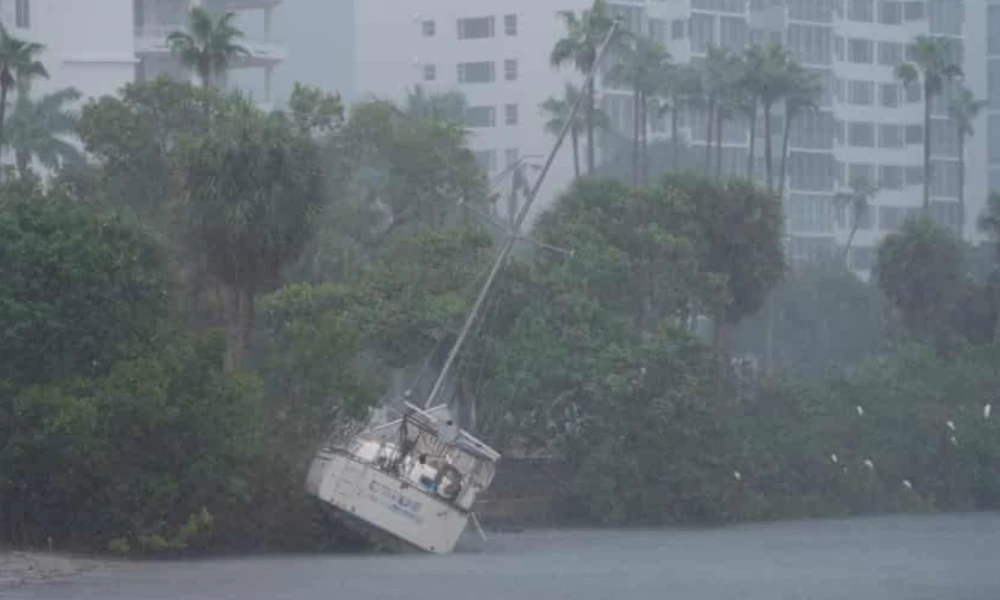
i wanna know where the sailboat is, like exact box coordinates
[304,22,621,555]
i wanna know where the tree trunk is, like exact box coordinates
[842,218,860,263]
[224,282,256,370]
[0,80,8,177]
[704,99,715,176]
[778,111,794,200]
[763,103,774,191]
[957,132,965,237]
[15,149,30,175]
[571,128,581,178]
[746,103,757,179]
[671,103,680,173]
[641,93,650,186]
[923,82,932,212]
[632,84,641,186]
[715,110,724,180]
[586,77,596,173]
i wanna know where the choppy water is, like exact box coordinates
[8,513,1000,600]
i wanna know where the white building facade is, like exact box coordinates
[353,0,594,223]
[622,0,979,275]
[0,0,285,104]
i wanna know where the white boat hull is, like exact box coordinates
[306,449,470,554]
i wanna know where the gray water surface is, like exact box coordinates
[8,513,1000,600]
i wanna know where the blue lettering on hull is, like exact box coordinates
[367,480,425,524]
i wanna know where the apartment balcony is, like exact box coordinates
[134,25,286,67]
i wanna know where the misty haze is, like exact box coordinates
[1,0,999,599]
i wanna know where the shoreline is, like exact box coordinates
[0,550,110,589]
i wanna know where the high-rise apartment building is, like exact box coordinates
[0,0,137,101]
[606,0,978,275]
[0,0,285,104]
[984,2,1000,201]
[135,0,286,104]
[353,0,981,273]
[353,0,594,224]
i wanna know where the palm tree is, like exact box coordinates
[835,176,879,262]
[698,45,733,176]
[167,6,249,89]
[4,87,85,176]
[712,51,746,180]
[661,63,702,174]
[739,44,766,179]
[0,25,47,146]
[947,86,986,237]
[551,0,619,174]
[540,83,609,179]
[895,35,963,212]
[606,34,670,185]
[777,65,821,199]
[755,42,794,191]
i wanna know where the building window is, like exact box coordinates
[648,18,666,44]
[789,194,836,233]
[930,200,961,230]
[689,13,715,53]
[879,123,903,147]
[504,59,518,81]
[457,61,495,84]
[672,19,686,40]
[879,165,904,189]
[880,83,899,107]
[878,1,902,24]
[848,38,874,63]
[464,106,496,128]
[422,20,436,37]
[458,16,495,39]
[904,0,925,20]
[505,148,519,167]
[906,165,924,186]
[474,149,497,172]
[928,0,963,36]
[848,80,874,105]
[505,103,518,126]
[848,0,874,22]
[15,0,30,28]
[849,163,875,182]
[423,64,436,81]
[878,41,902,66]
[848,121,875,147]
[504,14,517,36]
[905,83,921,103]
[906,124,923,144]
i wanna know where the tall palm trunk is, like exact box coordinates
[778,112,793,199]
[746,103,757,179]
[15,148,29,175]
[842,215,861,262]
[224,282,255,370]
[571,128,581,178]
[704,99,715,175]
[586,77,596,173]
[922,82,932,212]
[0,79,9,153]
[632,84,641,186]
[763,103,774,191]
[671,101,680,172]
[715,110,724,180]
[957,132,965,236]
[641,94,649,185]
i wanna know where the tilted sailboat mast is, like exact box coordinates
[422,20,622,410]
